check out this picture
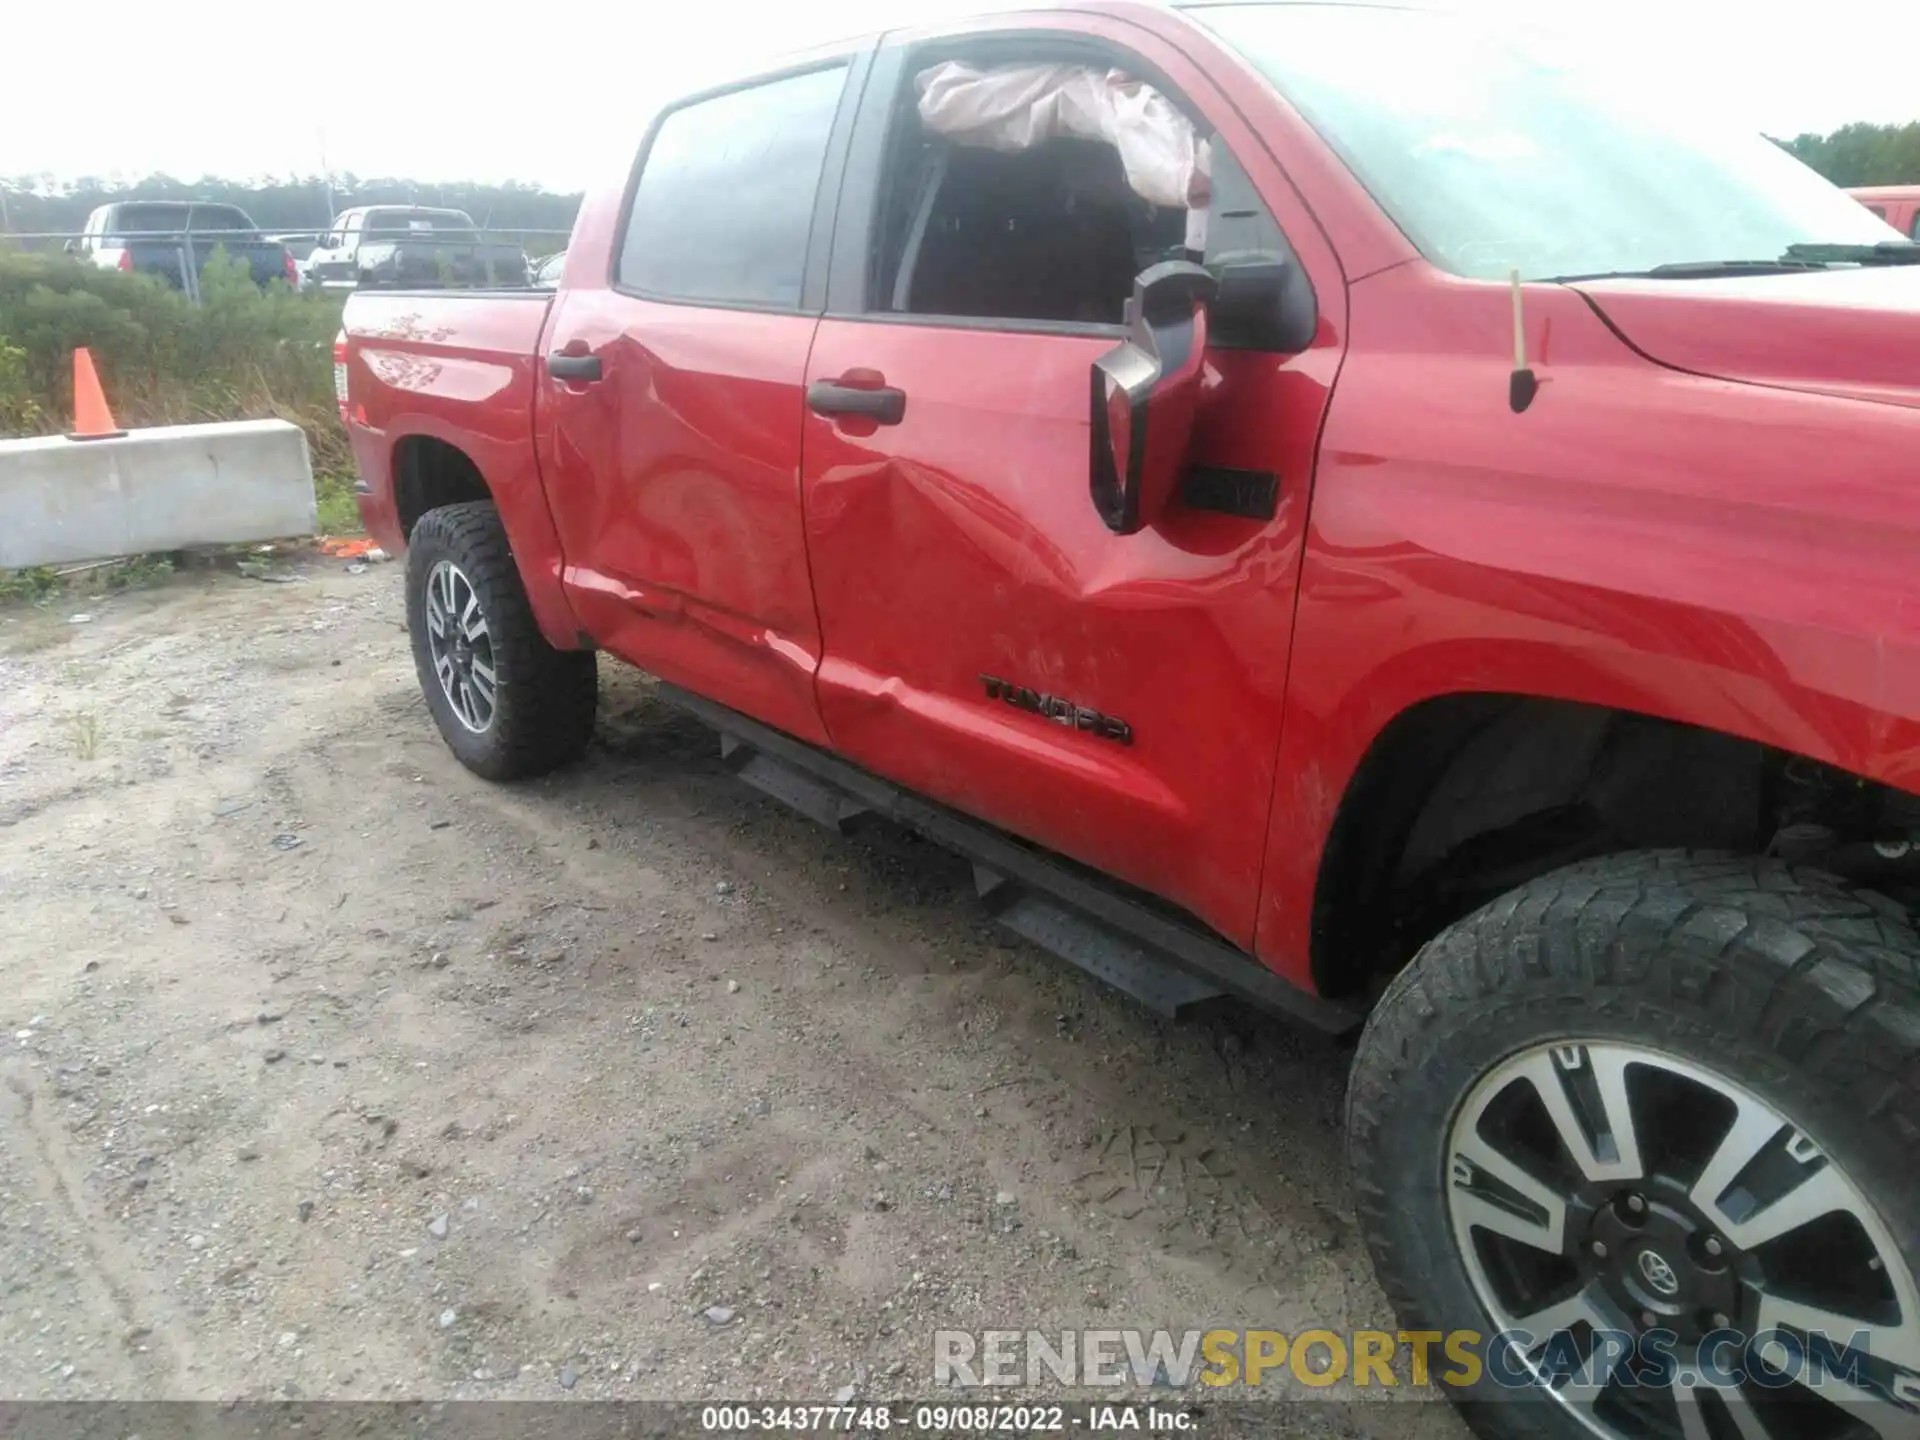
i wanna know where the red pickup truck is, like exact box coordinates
[342,4,1920,1433]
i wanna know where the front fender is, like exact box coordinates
[1254,266,1920,987]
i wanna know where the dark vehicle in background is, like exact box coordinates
[270,233,325,288]
[303,206,528,292]
[270,232,324,261]
[70,202,297,290]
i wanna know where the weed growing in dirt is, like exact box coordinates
[70,710,102,760]
[102,554,175,591]
[316,471,362,536]
[0,566,57,602]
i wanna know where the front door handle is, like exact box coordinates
[807,377,906,426]
[548,352,602,382]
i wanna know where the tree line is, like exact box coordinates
[1775,122,1920,188]
[1,174,581,242]
[4,118,1917,246]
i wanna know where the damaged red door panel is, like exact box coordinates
[797,12,1348,945]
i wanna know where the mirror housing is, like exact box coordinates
[1090,261,1217,536]
[1098,259,1213,537]
[1209,250,1316,353]
[1201,141,1318,354]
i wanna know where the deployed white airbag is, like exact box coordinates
[914,61,1207,212]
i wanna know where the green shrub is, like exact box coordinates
[0,332,40,435]
[0,250,349,481]
[0,253,363,605]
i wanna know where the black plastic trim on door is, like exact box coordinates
[800,42,877,316]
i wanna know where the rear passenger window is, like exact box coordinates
[618,65,847,309]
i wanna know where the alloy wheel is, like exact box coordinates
[424,559,497,734]
[1447,1040,1920,1439]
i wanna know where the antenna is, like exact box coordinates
[1509,269,1539,413]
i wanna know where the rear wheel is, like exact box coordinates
[1349,851,1920,1440]
[404,502,596,780]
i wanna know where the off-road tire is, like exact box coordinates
[405,502,596,781]
[1348,849,1920,1440]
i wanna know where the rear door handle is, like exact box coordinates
[548,352,602,382]
[807,378,906,426]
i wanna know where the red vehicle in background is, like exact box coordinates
[1850,184,1920,239]
[341,5,1920,1436]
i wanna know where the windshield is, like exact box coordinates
[111,203,192,236]
[1193,3,1906,281]
[365,210,478,241]
[188,205,259,236]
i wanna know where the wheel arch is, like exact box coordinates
[393,434,492,539]
[381,422,587,652]
[1304,687,1920,1003]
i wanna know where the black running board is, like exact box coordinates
[669,684,1360,1034]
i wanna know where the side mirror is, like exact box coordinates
[63,238,82,256]
[1200,141,1318,354]
[1089,261,1217,535]
[1209,250,1316,353]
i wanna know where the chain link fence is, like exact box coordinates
[0,226,573,302]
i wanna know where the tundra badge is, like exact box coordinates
[979,675,1133,745]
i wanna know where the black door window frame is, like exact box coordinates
[610,46,873,316]
[823,31,1309,347]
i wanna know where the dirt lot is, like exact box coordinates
[0,559,1461,1433]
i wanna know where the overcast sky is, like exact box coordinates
[4,0,1917,192]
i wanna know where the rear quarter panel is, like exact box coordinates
[344,290,583,648]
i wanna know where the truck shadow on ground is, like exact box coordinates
[574,671,1369,1309]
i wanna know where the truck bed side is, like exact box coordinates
[342,289,583,650]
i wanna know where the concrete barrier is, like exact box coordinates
[0,420,316,569]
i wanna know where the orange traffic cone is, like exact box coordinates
[70,349,124,440]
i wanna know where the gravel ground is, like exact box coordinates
[0,558,1465,1436]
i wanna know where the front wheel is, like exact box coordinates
[405,501,596,781]
[1349,851,1920,1440]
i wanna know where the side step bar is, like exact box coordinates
[675,684,1360,1034]
[974,865,1226,1017]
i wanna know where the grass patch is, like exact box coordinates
[0,250,347,451]
[102,554,176,591]
[316,470,363,536]
[0,554,184,609]
[71,709,102,760]
[0,251,363,592]
[0,566,58,603]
